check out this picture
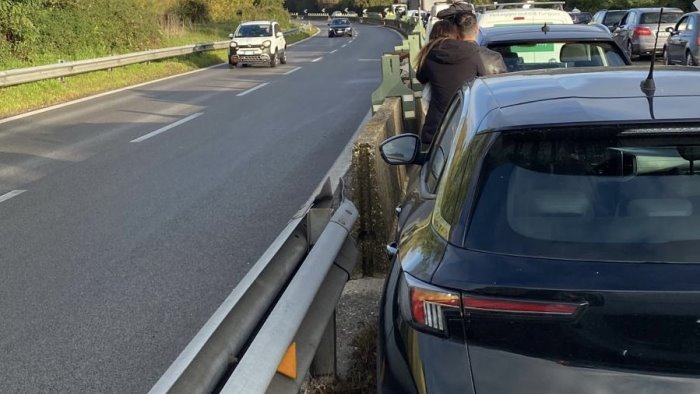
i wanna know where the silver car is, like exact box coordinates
[612,8,683,59]
[664,11,700,66]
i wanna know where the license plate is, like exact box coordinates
[240,50,253,55]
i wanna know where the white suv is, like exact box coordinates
[228,21,287,68]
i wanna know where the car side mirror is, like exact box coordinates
[380,134,422,165]
[229,33,234,39]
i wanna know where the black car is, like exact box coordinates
[328,18,353,37]
[477,24,630,72]
[590,9,627,31]
[664,11,700,66]
[378,66,700,393]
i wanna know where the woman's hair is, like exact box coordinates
[416,20,458,71]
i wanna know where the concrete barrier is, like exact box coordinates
[352,97,407,275]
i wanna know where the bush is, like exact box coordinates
[175,0,210,24]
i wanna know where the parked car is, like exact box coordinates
[590,9,627,31]
[663,11,700,66]
[569,11,593,24]
[228,21,287,68]
[611,8,684,59]
[328,18,353,37]
[377,66,700,393]
[478,24,630,72]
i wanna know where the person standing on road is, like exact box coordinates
[416,5,505,145]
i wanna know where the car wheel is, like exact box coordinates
[687,51,697,66]
[663,48,671,65]
[229,62,237,69]
[280,49,287,64]
[270,50,277,68]
[627,41,639,61]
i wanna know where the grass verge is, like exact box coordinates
[0,26,317,120]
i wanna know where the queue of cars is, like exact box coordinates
[378,2,700,393]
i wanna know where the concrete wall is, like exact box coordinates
[352,97,407,276]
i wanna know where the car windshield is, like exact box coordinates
[332,19,350,25]
[488,41,627,72]
[235,24,272,37]
[640,12,682,24]
[603,11,626,25]
[465,127,700,263]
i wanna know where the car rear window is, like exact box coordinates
[602,11,625,26]
[640,12,682,24]
[488,42,626,72]
[465,127,700,262]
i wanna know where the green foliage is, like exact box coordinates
[175,0,210,23]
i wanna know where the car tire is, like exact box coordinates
[328,33,334,38]
[270,50,277,68]
[663,48,671,65]
[687,51,696,66]
[627,41,639,61]
[229,62,237,68]
[280,49,287,64]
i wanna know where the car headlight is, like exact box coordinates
[262,40,271,48]
[230,41,238,48]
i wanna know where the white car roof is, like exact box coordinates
[478,8,573,27]
[240,21,274,25]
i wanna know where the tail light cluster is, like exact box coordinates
[400,272,585,334]
[633,26,652,37]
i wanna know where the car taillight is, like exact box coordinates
[633,26,652,37]
[462,295,583,316]
[400,272,586,334]
[401,273,460,333]
[697,37,700,46]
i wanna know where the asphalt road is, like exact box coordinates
[0,23,401,393]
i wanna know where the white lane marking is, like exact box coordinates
[236,82,270,97]
[283,67,302,75]
[311,57,323,62]
[0,190,26,204]
[358,59,381,62]
[341,44,347,48]
[329,49,338,54]
[130,112,203,143]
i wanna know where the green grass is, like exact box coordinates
[0,26,317,119]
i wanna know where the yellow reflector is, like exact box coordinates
[277,342,297,379]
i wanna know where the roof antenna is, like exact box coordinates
[541,21,549,34]
[640,7,664,119]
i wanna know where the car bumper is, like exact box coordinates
[329,29,352,36]
[635,35,668,54]
[229,51,271,64]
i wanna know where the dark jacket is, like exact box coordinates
[417,40,504,144]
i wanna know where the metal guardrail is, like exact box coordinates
[0,28,303,88]
[149,178,358,394]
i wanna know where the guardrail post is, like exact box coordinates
[310,312,336,377]
[371,54,416,132]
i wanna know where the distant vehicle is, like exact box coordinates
[590,9,627,31]
[405,9,428,22]
[328,18,353,37]
[331,11,344,17]
[228,21,287,68]
[378,65,700,394]
[663,11,700,66]
[425,2,451,38]
[611,8,684,59]
[478,24,629,71]
[569,11,593,24]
